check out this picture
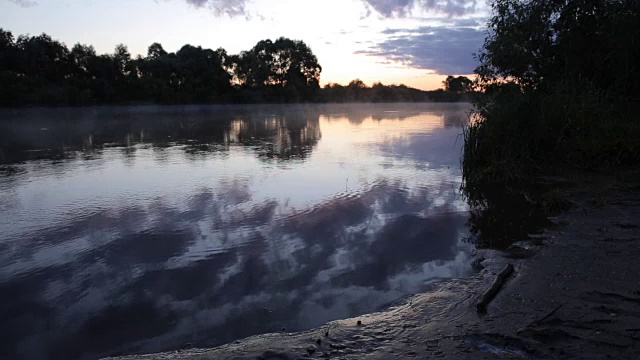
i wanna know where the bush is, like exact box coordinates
[463,0,640,206]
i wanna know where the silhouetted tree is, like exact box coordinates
[0,28,15,66]
[230,37,321,102]
[463,0,640,208]
[476,0,640,96]
[0,28,468,106]
[147,42,167,59]
[67,43,98,103]
[443,76,473,93]
[174,44,231,102]
[0,28,20,106]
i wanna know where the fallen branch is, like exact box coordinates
[476,264,515,313]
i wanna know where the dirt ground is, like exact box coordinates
[109,174,640,359]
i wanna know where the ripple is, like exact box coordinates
[0,103,472,360]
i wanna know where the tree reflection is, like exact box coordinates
[222,116,321,160]
[0,104,469,166]
[0,108,323,164]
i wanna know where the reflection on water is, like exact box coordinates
[0,103,471,360]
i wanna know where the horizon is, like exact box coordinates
[0,0,487,90]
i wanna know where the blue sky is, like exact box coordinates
[1,0,489,90]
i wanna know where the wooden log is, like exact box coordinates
[476,264,514,313]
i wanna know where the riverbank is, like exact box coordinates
[108,172,640,360]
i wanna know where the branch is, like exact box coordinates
[476,263,515,313]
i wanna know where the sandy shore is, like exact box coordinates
[108,174,640,359]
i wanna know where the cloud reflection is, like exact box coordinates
[0,179,470,359]
[0,104,472,360]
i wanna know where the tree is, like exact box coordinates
[475,0,640,95]
[147,42,167,59]
[0,28,15,65]
[175,44,231,102]
[272,38,321,89]
[67,43,98,103]
[462,0,640,208]
[230,37,321,101]
[0,28,332,105]
[70,43,96,74]
[15,33,70,83]
[0,28,20,106]
[346,79,368,101]
[443,76,473,93]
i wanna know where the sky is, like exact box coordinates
[1,0,490,90]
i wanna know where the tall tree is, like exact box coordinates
[175,44,231,102]
[443,76,473,93]
[147,42,167,59]
[476,0,640,95]
[231,37,322,101]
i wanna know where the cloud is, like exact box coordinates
[7,0,37,7]
[362,0,478,17]
[356,26,486,74]
[182,0,247,17]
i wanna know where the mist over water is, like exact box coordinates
[0,103,472,360]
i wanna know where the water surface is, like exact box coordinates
[0,103,472,360]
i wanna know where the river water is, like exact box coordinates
[0,103,472,360]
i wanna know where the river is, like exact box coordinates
[0,103,472,360]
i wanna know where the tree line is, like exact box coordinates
[322,78,471,103]
[0,28,470,107]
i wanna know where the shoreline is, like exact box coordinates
[108,173,640,359]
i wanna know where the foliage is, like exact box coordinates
[0,28,471,106]
[322,80,468,103]
[462,0,640,249]
[463,0,640,207]
[443,76,474,93]
[0,29,323,106]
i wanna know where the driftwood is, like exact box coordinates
[476,264,515,313]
